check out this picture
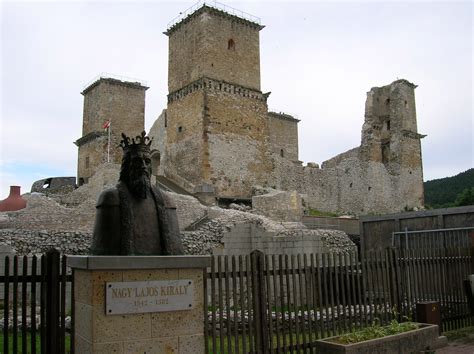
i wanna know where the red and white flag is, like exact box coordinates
[103,120,110,130]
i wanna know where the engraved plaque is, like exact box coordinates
[105,279,194,315]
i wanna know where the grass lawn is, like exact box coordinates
[0,333,71,354]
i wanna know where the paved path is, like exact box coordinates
[437,336,474,353]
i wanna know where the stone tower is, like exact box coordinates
[361,79,426,205]
[163,5,273,201]
[362,80,424,168]
[75,77,148,185]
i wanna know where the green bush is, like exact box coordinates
[332,319,419,344]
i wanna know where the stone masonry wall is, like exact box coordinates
[267,112,299,161]
[264,80,424,215]
[81,79,146,138]
[167,6,262,92]
[148,109,167,177]
[77,78,147,183]
[269,150,423,215]
[165,90,205,189]
[252,190,303,222]
[213,223,356,257]
[206,88,273,198]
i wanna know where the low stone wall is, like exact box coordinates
[252,190,303,222]
[302,216,360,235]
[213,222,356,256]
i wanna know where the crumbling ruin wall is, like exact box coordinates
[266,80,425,215]
[269,153,422,215]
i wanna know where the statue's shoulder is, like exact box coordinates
[96,187,120,207]
[152,187,176,209]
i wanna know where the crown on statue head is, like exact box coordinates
[119,131,153,153]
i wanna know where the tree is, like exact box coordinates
[454,187,474,207]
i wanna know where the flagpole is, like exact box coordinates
[107,120,111,163]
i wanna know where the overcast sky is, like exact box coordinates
[1,0,472,199]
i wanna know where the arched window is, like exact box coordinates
[151,150,161,176]
[228,39,235,51]
[280,149,284,157]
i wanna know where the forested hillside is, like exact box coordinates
[424,168,474,208]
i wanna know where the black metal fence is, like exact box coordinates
[392,227,474,250]
[1,246,473,354]
[1,249,73,354]
[205,247,474,354]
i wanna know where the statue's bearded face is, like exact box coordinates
[123,150,152,199]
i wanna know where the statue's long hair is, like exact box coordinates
[119,152,132,185]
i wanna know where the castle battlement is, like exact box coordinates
[167,77,267,104]
[165,2,263,35]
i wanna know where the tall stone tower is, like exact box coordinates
[75,77,148,185]
[163,5,272,201]
[361,79,426,206]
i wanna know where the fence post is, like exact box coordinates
[3,256,10,354]
[45,248,60,354]
[390,247,403,321]
[251,250,268,354]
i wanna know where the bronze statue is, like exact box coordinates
[91,131,184,255]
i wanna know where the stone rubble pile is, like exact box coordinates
[182,207,355,255]
[0,229,91,255]
[0,307,72,331]
[206,304,383,334]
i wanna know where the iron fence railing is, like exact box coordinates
[1,249,73,354]
[392,227,474,250]
[167,0,261,30]
[205,247,474,353]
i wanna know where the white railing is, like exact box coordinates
[268,109,299,120]
[167,0,261,30]
[82,73,148,91]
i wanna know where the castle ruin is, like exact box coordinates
[76,3,425,215]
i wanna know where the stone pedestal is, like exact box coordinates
[68,256,210,354]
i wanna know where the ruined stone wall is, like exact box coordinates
[266,80,424,215]
[268,145,423,215]
[166,6,262,92]
[267,112,299,161]
[77,78,147,184]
